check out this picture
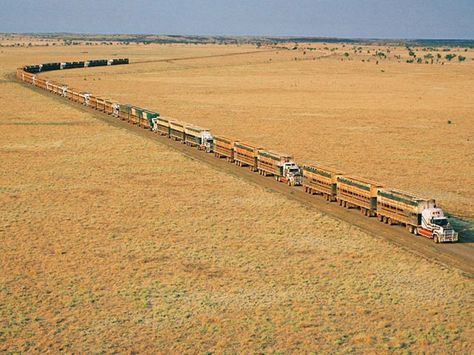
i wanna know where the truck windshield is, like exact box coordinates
[432,218,448,227]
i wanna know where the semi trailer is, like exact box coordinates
[214,135,235,162]
[170,121,186,141]
[302,164,344,201]
[234,142,262,170]
[96,98,106,112]
[337,176,383,216]
[130,107,143,124]
[119,104,131,120]
[155,117,171,136]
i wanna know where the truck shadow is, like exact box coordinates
[450,217,474,243]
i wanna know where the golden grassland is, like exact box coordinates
[1,44,473,352]
[33,42,474,220]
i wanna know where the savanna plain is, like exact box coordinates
[1,40,473,352]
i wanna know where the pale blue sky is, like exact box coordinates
[1,0,473,39]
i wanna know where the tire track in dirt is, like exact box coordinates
[12,76,474,277]
[130,49,278,65]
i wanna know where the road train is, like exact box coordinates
[17,59,459,243]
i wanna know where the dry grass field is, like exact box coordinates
[1,43,473,352]
[39,42,474,220]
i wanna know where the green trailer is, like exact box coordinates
[119,104,132,120]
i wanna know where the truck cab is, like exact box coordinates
[201,131,214,153]
[282,162,303,186]
[419,208,458,243]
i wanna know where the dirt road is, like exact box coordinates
[15,78,474,276]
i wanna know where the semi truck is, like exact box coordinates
[184,125,214,152]
[214,135,235,162]
[233,142,262,171]
[302,163,344,201]
[140,110,159,130]
[257,150,303,186]
[377,189,458,242]
[78,92,90,106]
[337,176,383,216]
[170,121,186,141]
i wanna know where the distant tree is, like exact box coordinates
[458,55,466,62]
[344,52,350,57]
[417,58,422,64]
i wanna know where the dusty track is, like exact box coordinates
[130,49,278,65]
[13,77,474,276]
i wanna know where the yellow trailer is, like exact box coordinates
[96,98,107,112]
[302,163,344,201]
[66,88,76,100]
[170,120,186,141]
[104,100,114,115]
[214,135,236,162]
[156,117,171,136]
[336,176,383,216]
[233,142,262,170]
[377,189,434,230]
[88,95,98,109]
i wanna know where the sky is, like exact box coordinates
[0,0,473,39]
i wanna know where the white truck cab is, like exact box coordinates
[282,162,303,186]
[419,208,458,243]
[201,131,214,153]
